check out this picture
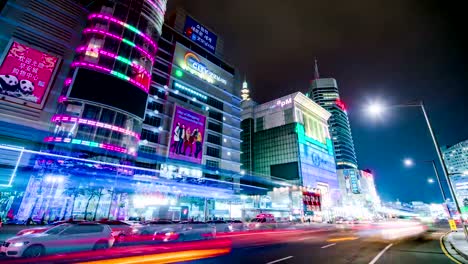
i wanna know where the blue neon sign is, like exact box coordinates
[184,16,218,54]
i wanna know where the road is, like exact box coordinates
[184,228,457,264]
[1,224,462,263]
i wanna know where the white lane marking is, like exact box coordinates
[321,243,336,249]
[369,243,393,264]
[266,256,294,264]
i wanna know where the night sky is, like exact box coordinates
[167,0,468,203]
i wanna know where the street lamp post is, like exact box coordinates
[404,158,451,216]
[368,100,467,238]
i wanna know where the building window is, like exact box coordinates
[209,110,223,122]
[207,96,223,110]
[206,159,219,169]
[141,129,158,143]
[206,146,220,158]
[208,122,222,133]
[207,134,221,145]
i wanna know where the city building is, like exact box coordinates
[442,139,468,175]
[336,168,381,218]
[137,8,242,176]
[0,0,86,150]
[0,5,255,223]
[308,61,358,169]
[442,139,468,218]
[241,91,339,219]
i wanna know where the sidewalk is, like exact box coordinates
[445,230,468,263]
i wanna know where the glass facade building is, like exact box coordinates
[241,92,339,213]
[309,78,358,169]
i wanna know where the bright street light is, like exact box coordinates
[428,178,435,184]
[403,158,414,167]
[367,103,384,115]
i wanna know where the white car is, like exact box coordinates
[1,223,114,258]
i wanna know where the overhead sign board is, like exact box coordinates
[184,15,218,53]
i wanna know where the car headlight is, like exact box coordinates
[13,241,29,247]
[165,232,174,236]
[21,231,35,235]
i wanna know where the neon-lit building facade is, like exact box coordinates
[241,92,339,216]
[49,0,167,159]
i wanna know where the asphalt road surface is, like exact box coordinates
[184,229,458,264]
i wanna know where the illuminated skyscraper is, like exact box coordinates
[308,60,358,169]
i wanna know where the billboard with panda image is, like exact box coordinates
[0,40,60,109]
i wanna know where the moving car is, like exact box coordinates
[1,223,114,258]
[248,214,277,230]
[226,220,246,231]
[153,221,215,242]
[134,220,175,236]
[206,220,232,232]
[97,220,136,243]
[16,219,87,236]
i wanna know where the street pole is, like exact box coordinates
[428,160,451,217]
[419,101,467,238]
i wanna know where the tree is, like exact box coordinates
[62,187,83,220]
[92,188,105,221]
[84,188,101,220]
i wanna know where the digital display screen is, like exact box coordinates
[69,68,147,119]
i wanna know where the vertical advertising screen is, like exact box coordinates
[343,169,361,194]
[184,16,218,53]
[168,106,206,164]
[0,41,60,108]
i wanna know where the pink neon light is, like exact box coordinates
[44,136,136,156]
[88,13,158,51]
[64,78,72,86]
[82,28,154,62]
[70,61,147,92]
[76,47,151,78]
[52,114,140,139]
[58,96,67,103]
[71,61,111,73]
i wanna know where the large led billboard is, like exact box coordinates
[69,68,148,119]
[0,40,60,109]
[299,142,338,189]
[168,106,206,164]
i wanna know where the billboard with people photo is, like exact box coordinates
[0,40,60,109]
[168,105,206,164]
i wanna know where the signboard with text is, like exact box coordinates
[184,15,218,53]
[0,40,60,109]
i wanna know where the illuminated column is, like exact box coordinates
[241,78,250,101]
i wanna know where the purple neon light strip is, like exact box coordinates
[70,61,147,92]
[52,114,140,140]
[88,13,158,51]
[82,28,154,62]
[76,46,151,79]
[44,136,136,156]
